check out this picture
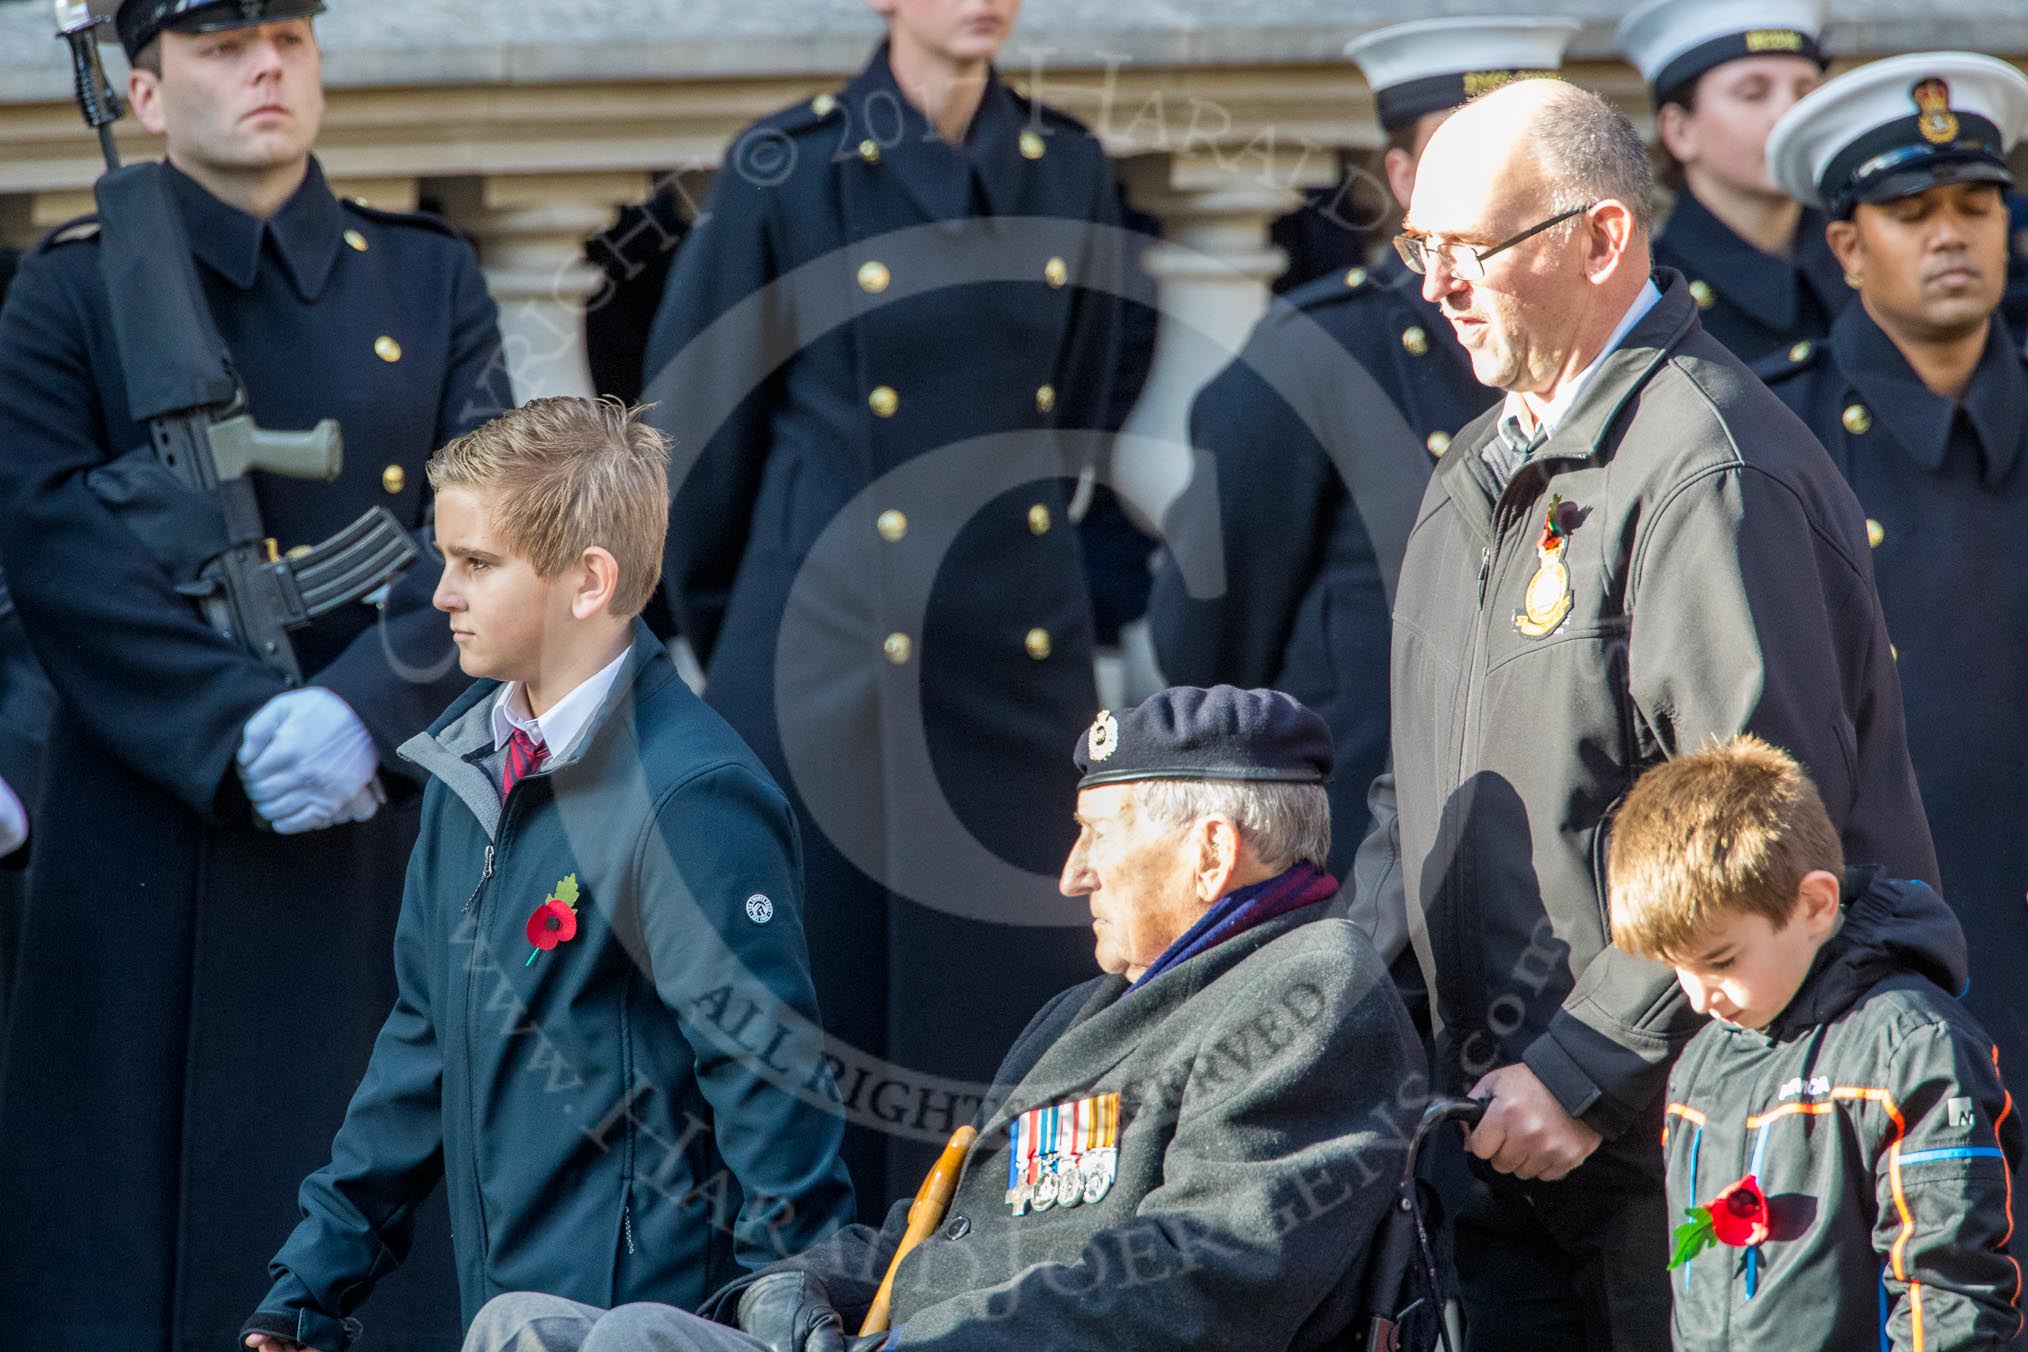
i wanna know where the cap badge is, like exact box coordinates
[1462,69,1559,100]
[1087,710,1120,762]
[1913,78,1960,146]
[1744,30,1805,54]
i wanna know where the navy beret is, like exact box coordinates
[1072,686,1333,789]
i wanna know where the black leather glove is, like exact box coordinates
[736,1272,845,1352]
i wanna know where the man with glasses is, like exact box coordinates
[1353,76,1937,1348]
[1148,19,1574,879]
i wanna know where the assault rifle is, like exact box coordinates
[55,0,417,683]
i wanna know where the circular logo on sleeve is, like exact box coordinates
[745,893,775,925]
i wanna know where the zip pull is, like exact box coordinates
[1476,544,1493,606]
[464,843,495,913]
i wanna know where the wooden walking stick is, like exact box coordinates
[860,1125,977,1335]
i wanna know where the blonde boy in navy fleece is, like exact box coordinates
[244,398,853,1352]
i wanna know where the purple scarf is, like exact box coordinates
[1129,863,1338,990]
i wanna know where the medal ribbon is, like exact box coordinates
[1539,493,1569,553]
[1007,1093,1124,1210]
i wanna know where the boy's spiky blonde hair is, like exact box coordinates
[427,396,670,618]
[1608,735,1844,962]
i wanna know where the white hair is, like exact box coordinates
[1131,778,1332,872]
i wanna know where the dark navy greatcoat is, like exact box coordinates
[1654,187,1850,364]
[642,47,1122,1205]
[1760,301,2028,1316]
[0,244,53,1030]
[0,158,508,1352]
[1148,256,1495,872]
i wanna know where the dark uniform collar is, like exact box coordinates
[164,155,342,301]
[1661,188,1845,332]
[1831,299,2028,484]
[841,43,1030,221]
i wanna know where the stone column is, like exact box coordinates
[1111,149,1328,530]
[440,171,651,401]
[1103,150,1332,702]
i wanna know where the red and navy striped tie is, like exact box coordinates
[500,727,548,801]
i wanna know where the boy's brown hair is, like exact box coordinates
[1608,735,1844,962]
[427,396,670,618]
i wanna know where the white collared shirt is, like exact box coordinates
[1502,280,1663,437]
[489,646,632,764]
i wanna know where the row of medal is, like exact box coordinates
[1006,1091,1121,1216]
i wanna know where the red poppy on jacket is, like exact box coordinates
[1709,1174,1771,1247]
[526,898,578,951]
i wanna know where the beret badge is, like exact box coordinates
[1087,710,1120,762]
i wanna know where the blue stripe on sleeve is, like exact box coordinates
[1897,1146,2005,1166]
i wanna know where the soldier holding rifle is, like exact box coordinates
[0,3,508,1349]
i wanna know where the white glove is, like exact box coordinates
[0,771,26,857]
[236,688,382,834]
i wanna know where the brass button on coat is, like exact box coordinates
[1842,403,1873,435]
[1044,257,1068,288]
[811,92,838,116]
[374,335,402,363]
[883,632,912,664]
[343,229,368,253]
[382,464,407,494]
[1024,627,1052,660]
[1788,340,1812,363]
[1027,504,1052,535]
[857,260,891,294]
[1689,279,1715,310]
[1019,130,1046,160]
[1866,518,1885,549]
[1426,430,1451,458]
[1034,384,1057,414]
[1401,326,1429,356]
[877,509,908,541]
[859,139,881,164]
[869,386,899,418]
[1344,266,1367,288]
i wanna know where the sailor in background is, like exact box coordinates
[643,0,1123,1208]
[1762,57,2028,1338]
[1616,0,1846,363]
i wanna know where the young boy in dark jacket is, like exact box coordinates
[242,398,856,1352]
[1609,735,2020,1351]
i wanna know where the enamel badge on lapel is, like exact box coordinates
[1514,494,1577,639]
[1007,1091,1121,1216]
